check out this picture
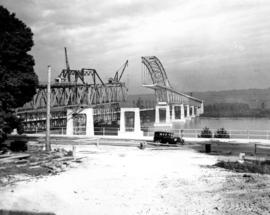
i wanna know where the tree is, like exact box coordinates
[0,6,38,138]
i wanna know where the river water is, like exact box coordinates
[173,117,270,131]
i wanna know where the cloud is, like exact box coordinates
[1,0,270,92]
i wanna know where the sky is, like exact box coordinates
[1,0,270,94]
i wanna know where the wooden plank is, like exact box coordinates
[0,154,12,159]
[0,154,30,163]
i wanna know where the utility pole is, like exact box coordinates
[46,65,52,151]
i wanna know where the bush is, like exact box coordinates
[0,129,8,153]
[2,114,24,135]
[215,160,270,174]
[214,128,230,138]
[10,140,28,152]
[0,129,7,144]
[198,127,212,138]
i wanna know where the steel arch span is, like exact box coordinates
[141,56,202,107]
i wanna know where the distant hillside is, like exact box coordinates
[191,88,270,109]
[127,87,270,109]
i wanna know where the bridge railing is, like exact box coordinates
[24,126,270,140]
[94,127,119,136]
[141,127,270,140]
[24,127,67,135]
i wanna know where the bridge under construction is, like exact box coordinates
[16,49,203,136]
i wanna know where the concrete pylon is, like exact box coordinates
[155,105,160,124]
[66,109,73,136]
[66,108,94,136]
[172,104,185,122]
[171,105,175,121]
[165,105,171,124]
[154,104,172,127]
[200,102,204,114]
[191,106,195,117]
[180,104,185,120]
[83,108,94,136]
[118,108,143,138]
[186,105,191,120]
[195,107,199,116]
[197,102,204,115]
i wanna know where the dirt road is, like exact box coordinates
[0,145,270,215]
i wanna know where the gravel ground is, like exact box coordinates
[0,145,270,215]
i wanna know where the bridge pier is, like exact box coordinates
[154,104,172,127]
[185,105,191,120]
[172,104,185,122]
[66,109,73,136]
[118,108,143,138]
[197,102,204,115]
[195,107,199,116]
[201,102,204,114]
[191,106,195,118]
[66,108,94,136]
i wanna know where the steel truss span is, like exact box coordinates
[18,83,127,111]
[16,47,129,133]
[141,56,202,106]
[16,82,127,132]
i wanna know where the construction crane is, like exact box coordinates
[108,60,128,84]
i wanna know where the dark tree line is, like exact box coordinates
[0,6,38,141]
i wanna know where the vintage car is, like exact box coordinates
[153,131,184,144]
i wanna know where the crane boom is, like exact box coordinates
[113,60,128,82]
[64,47,70,71]
[118,60,128,81]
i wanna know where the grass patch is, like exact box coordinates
[214,160,270,174]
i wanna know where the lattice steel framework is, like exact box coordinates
[16,81,127,132]
[16,47,129,133]
[18,83,126,111]
[17,82,127,132]
[141,56,202,106]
